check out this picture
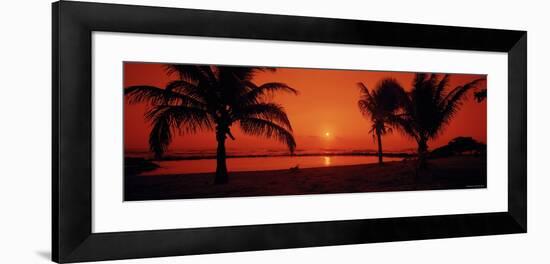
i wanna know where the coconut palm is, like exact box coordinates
[125,64,298,184]
[395,73,485,168]
[357,79,406,164]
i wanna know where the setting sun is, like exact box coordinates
[325,132,330,137]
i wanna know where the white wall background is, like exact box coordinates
[0,0,547,263]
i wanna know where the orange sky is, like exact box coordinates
[124,62,487,153]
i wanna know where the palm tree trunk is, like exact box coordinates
[376,130,383,165]
[417,137,428,170]
[214,128,229,184]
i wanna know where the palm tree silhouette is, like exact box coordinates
[394,73,484,168]
[357,79,406,164]
[125,64,298,184]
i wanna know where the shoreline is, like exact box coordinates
[143,159,404,177]
[125,156,487,201]
[127,152,415,161]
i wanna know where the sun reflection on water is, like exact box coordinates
[323,156,331,166]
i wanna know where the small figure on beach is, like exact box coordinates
[289,165,300,173]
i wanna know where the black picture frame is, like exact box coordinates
[52,1,527,263]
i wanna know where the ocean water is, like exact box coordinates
[139,155,402,176]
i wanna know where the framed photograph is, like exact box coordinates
[52,1,526,263]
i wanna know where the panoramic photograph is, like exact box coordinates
[123,62,487,201]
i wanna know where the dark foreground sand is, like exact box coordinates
[124,156,486,201]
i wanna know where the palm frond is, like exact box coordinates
[475,89,487,102]
[385,113,420,142]
[357,82,377,118]
[197,66,217,84]
[440,78,484,126]
[148,114,172,159]
[442,78,483,105]
[125,85,187,105]
[434,74,450,105]
[145,105,213,135]
[227,66,276,81]
[164,80,207,106]
[357,82,373,101]
[163,64,210,85]
[358,99,375,119]
[413,73,428,88]
[427,74,440,87]
[357,79,405,123]
[145,104,213,158]
[375,78,406,113]
[241,82,298,104]
[239,117,296,153]
[236,103,293,131]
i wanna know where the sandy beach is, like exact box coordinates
[124,155,486,201]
